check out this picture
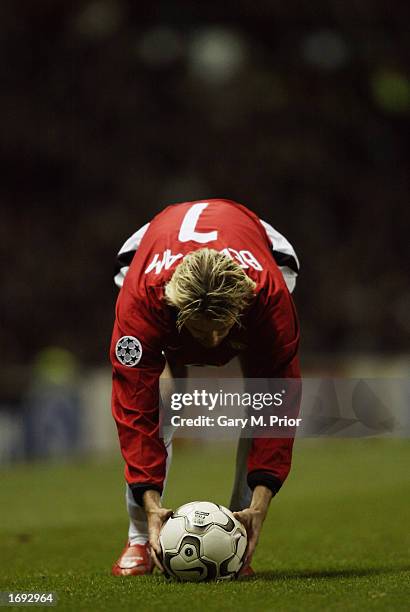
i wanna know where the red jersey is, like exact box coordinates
[110,200,301,504]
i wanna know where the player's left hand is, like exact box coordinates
[233,507,266,566]
[233,485,273,566]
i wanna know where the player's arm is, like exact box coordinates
[237,351,301,565]
[246,350,301,496]
[111,320,174,570]
[237,286,301,561]
[235,352,300,564]
[110,293,171,496]
[111,347,165,497]
[235,353,300,566]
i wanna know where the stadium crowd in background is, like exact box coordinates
[1,0,409,370]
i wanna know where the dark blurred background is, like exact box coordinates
[1,0,409,370]
[1,7,409,596]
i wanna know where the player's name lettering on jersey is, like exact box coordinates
[145,247,263,274]
[145,249,184,274]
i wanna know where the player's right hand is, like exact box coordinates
[147,506,173,571]
[143,491,173,572]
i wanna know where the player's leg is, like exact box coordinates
[112,434,174,575]
[229,437,253,512]
[111,437,173,576]
[229,349,258,512]
[229,436,255,578]
[126,437,173,546]
[229,353,263,578]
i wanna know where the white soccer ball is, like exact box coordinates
[159,501,247,582]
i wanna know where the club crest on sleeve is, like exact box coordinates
[115,336,142,367]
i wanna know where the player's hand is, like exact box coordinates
[233,485,273,566]
[233,507,265,566]
[146,506,173,572]
[143,490,172,572]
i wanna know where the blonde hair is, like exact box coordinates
[164,248,256,330]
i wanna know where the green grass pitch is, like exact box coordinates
[1,439,409,611]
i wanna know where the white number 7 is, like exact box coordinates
[178,202,218,243]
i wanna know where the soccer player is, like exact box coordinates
[110,199,300,577]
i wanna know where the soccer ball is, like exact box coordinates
[159,501,247,582]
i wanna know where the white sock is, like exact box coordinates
[127,486,150,545]
[126,439,173,545]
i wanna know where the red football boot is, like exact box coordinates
[111,541,154,576]
[238,563,255,579]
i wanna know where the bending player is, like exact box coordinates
[110,199,301,577]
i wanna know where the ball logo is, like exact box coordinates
[115,336,142,367]
[192,510,210,526]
